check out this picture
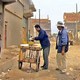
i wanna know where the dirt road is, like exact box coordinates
[1,41,80,80]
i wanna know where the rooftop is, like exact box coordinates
[64,13,80,22]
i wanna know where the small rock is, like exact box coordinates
[8,70,10,72]
[69,68,73,71]
[1,72,6,77]
[8,69,11,72]
[66,72,70,75]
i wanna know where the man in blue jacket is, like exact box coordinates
[56,21,69,73]
[33,24,50,70]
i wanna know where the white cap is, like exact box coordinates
[57,21,64,27]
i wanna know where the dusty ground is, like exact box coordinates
[0,46,19,64]
[0,41,80,80]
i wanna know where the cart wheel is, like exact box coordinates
[36,56,40,72]
[18,61,23,69]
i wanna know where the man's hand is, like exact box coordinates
[29,37,35,41]
[62,50,65,55]
[61,46,65,55]
[32,37,35,40]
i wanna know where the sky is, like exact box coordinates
[32,0,80,34]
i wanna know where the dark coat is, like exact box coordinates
[35,29,50,49]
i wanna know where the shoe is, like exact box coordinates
[41,65,44,68]
[60,70,66,74]
[60,71,66,74]
[42,67,48,70]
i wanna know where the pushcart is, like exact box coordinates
[18,43,42,72]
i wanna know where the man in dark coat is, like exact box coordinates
[33,24,50,70]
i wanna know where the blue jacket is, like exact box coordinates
[34,29,50,49]
[56,28,69,53]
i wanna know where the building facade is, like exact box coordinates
[0,0,36,48]
[64,13,80,40]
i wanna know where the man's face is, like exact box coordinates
[35,27,40,32]
[57,26,62,30]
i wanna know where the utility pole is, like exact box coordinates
[39,9,40,25]
[75,3,78,41]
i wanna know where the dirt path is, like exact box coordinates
[1,41,80,80]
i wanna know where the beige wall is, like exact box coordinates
[1,0,36,48]
[5,1,23,18]
[3,1,24,47]
[4,10,23,46]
